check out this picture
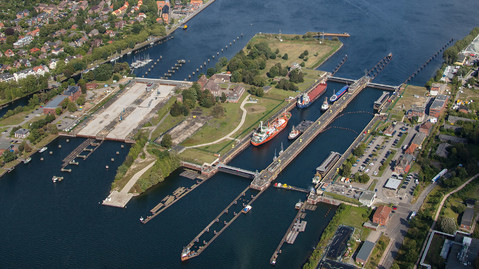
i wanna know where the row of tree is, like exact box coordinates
[443,27,479,64]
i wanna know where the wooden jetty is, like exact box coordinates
[270,202,310,265]
[61,139,103,169]
[182,187,263,260]
[141,179,207,224]
[180,169,199,180]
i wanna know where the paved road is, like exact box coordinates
[379,182,437,269]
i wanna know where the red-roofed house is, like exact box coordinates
[4,49,14,57]
[373,206,392,226]
[30,47,40,53]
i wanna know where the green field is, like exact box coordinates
[249,33,342,71]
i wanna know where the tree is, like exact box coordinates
[282,53,288,60]
[289,69,304,83]
[211,104,225,118]
[341,162,351,177]
[78,78,87,94]
[170,101,183,117]
[2,150,16,163]
[220,92,227,103]
[67,102,77,112]
[207,67,216,77]
[439,217,457,234]
[55,107,62,115]
[161,134,172,148]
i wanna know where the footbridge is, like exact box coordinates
[216,163,258,179]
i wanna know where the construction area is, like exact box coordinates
[77,80,177,140]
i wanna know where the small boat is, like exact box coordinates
[139,217,144,222]
[183,24,188,30]
[52,176,63,183]
[39,147,47,153]
[320,97,329,111]
[312,172,322,184]
[295,200,303,209]
[242,205,252,213]
[181,247,195,261]
[23,157,31,164]
[288,126,300,140]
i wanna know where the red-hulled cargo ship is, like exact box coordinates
[251,112,291,146]
[297,82,327,108]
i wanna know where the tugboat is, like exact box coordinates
[242,205,252,213]
[288,126,300,140]
[320,97,329,111]
[295,200,303,209]
[183,24,188,30]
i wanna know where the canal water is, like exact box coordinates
[1,0,479,267]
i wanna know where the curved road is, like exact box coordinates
[186,94,253,149]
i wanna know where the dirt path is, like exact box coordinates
[121,161,156,194]
[186,94,253,149]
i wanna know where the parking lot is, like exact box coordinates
[326,121,423,205]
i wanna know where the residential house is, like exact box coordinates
[418,121,433,135]
[359,191,376,207]
[373,206,392,226]
[429,95,449,118]
[14,68,35,81]
[460,207,475,231]
[430,83,445,96]
[0,73,15,82]
[33,65,49,76]
[106,30,116,38]
[43,95,68,115]
[52,47,64,56]
[356,241,375,265]
[115,20,126,29]
[91,39,103,48]
[30,47,40,54]
[454,54,467,66]
[190,0,203,6]
[227,85,245,103]
[13,35,34,48]
[394,154,414,174]
[88,29,99,37]
[405,132,426,155]
[198,75,208,87]
[406,105,425,123]
[14,129,30,139]
[63,86,81,102]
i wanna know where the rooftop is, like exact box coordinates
[384,178,401,190]
[461,208,475,227]
[356,241,375,262]
[44,95,67,108]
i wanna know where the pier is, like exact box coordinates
[61,138,103,169]
[182,187,263,259]
[270,202,309,265]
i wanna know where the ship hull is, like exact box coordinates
[251,113,291,146]
[297,83,327,108]
[329,85,349,103]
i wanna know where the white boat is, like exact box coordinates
[23,157,31,164]
[52,176,63,183]
[242,205,252,213]
[320,97,329,111]
[39,147,47,153]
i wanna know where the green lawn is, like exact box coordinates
[0,108,35,127]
